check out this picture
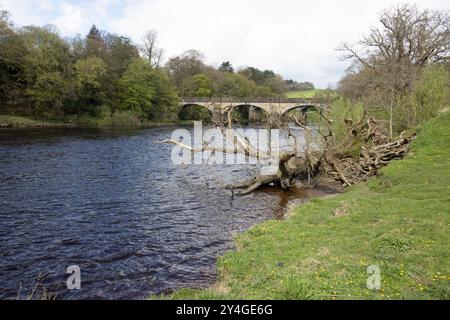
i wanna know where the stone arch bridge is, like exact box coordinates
[180,97,330,121]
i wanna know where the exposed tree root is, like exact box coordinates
[227,116,415,195]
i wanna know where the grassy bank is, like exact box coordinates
[0,115,73,128]
[0,114,193,128]
[167,112,450,300]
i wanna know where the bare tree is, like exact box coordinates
[339,4,450,68]
[338,3,450,97]
[141,30,165,67]
[165,49,206,89]
[338,4,449,137]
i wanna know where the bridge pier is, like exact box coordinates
[210,110,223,124]
[248,106,259,123]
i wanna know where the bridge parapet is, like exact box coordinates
[181,97,330,104]
[179,97,331,115]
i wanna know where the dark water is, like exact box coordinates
[0,127,338,299]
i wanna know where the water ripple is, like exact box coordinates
[0,127,337,299]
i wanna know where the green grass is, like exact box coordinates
[285,90,321,98]
[166,111,450,300]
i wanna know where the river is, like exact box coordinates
[0,126,339,299]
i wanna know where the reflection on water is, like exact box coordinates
[0,126,339,299]
[261,183,341,218]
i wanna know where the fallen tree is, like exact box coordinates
[162,106,415,196]
[323,116,415,186]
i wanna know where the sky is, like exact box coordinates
[1,0,449,88]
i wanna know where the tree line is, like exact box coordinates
[166,51,286,98]
[0,10,309,125]
[0,13,179,124]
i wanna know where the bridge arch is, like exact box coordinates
[227,104,268,123]
[281,104,326,125]
[178,103,213,121]
[179,102,214,112]
[281,104,321,115]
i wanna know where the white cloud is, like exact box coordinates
[50,3,84,35]
[2,0,449,87]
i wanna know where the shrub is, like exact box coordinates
[390,64,449,134]
[277,276,316,300]
[111,110,143,126]
[411,64,449,124]
[326,97,365,144]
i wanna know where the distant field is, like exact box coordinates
[285,89,321,98]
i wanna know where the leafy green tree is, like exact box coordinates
[118,58,156,118]
[267,75,287,95]
[75,57,107,89]
[85,25,108,58]
[106,34,139,76]
[20,25,72,117]
[74,57,107,114]
[255,85,275,98]
[411,64,450,124]
[238,67,276,86]
[218,61,234,73]
[285,80,315,91]
[69,35,86,60]
[231,73,258,97]
[148,69,179,121]
[182,74,213,97]
[119,58,179,121]
[217,74,240,97]
[0,10,27,111]
[218,73,257,97]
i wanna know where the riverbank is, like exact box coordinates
[0,115,73,128]
[164,111,450,300]
[0,115,193,128]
